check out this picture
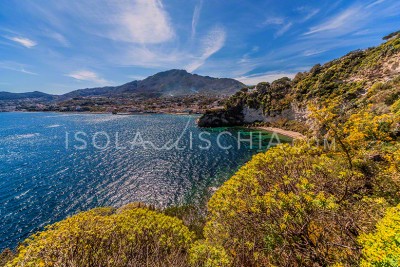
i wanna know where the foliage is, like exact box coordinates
[383,30,400,40]
[189,241,231,267]
[391,98,400,114]
[195,51,400,264]
[200,144,377,266]
[7,205,194,267]
[0,250,14,267]
[359,204,400,266]
[224,78,292,116]
[215,34,400,132]
[163,205,207,239]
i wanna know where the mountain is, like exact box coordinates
[0,91,55,101]
[198,32,400,129]
[62,69,245,99]
[0,70,245,102]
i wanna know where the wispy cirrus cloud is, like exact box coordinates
[19,0,228,73]
[5,36,37,48]
[114,0,175,44]
[66,70,110,85]
[302,49,327,57]
[262,17,292,37]
[276,22,293,37]
[24,0,175,44]
[366,0,385,8]
[0,61,38,75]
[304,6,363,35]
[262,17,285,26]
[191,0,203,38]
[45,31,69,47]
[186,26,226,72]
[296,6,320,22]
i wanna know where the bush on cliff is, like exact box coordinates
[195,144,372,266]
[359,203,400,266]
[6,205,194,267]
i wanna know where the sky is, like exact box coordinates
[0,0,399,94]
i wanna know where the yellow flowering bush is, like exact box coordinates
[200,144,366,266]
[189,241,231,267]
[7,205,194,267]
[359,204,400,266]
[391,98,400,114]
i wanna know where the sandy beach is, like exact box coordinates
[252,126,306,139]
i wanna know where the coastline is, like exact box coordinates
[0,110,202,116]
[250,126,306,140]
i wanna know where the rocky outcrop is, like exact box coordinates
[197,109,244,127]
[198,104,307,127]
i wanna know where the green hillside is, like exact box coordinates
[198,32,400,132]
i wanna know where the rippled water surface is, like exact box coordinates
[0,112,290,249]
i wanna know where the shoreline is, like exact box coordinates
[0,110,203,116]
[251,126,306,140]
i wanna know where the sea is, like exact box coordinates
[0,112,290,250]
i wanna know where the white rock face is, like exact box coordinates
[242,105,303,124]
[242,107,265,123]
[198,104,308,127]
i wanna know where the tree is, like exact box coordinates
[383,30,400,41]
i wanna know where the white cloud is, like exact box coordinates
[0,61,38,75]
[66,70,110,85]
[262,17,285,26]
[296,7,320,22]
[13,0,227,73]
[186,26,226,72]
[47,31,69,47]
[27,0,175,44]
[5,36,37,48]
[115,0,175,44]
[261,16,292,37]
[302,49,327,56]
[276,22,293,37]
[367,0,385,8]
[304,6,363,35]
[106,23,226,71]
[191,0,203,38]
[235,72,297,85]
[303,9,320,21]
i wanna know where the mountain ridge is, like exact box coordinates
[0,69,245,101]
[0,91,54,101]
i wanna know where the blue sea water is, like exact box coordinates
[0,112,290,250]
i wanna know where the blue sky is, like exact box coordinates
[0,0,399,94]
